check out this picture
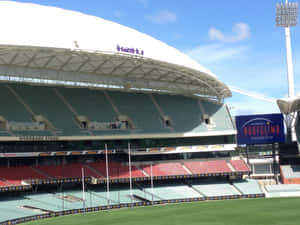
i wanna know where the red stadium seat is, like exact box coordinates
[230,160,249,172]
[0,166,47,186]
[0,180,10,187]
[184,160,232,174]
[35,163,101,178]
[86,161,145,179]
[0,159,245,187]
[140,163,189,176]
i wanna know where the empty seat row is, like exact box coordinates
[140,163,189,176]
[86,161,145,179]
[281,165,300,179]
[184,160,232,174]
[0,180,259,223]
[0,160,249,186]
[265,184,300,193]
[230,160,249,172]
[35,163,100,178]
[233,179,263,195]
[0,166,47,185]
[192,182,240,197]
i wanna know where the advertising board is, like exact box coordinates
[235,113,285,145]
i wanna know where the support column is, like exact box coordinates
[272,143,279,184]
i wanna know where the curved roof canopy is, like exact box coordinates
[0,1,231,100]
[277,97,300,114]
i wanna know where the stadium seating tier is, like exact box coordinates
[233,179,263,195]
[0,83,234,137]
[0,159,253,187]
[0,166,47,185]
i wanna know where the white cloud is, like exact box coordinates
[185,44,248,65]
[145,10,177,24]
[208,23,250,43]
[185,25,298,116]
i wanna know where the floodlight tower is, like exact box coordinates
[276,0,298,142]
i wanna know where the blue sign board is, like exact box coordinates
[235,113,285,145]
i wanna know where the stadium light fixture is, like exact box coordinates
[276,2,298,27]
[276,0,298,98]
[276,0,299,142]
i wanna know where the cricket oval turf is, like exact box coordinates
[25,198,300,225]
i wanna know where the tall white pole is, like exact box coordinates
[284,26,295,98]
[285,25,297,141]
[128,143,133,200]
[284,0,297,141]
[62,164,64,211]
[105,144,110,206]
[82,167,86,216]
[150,163,154,204]
[90,190,92,208]
[276,0,298,142]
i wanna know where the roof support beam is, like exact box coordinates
[92,57,112,73]
[123,63,144,77]
[139,67,158,79]
[109,59,130,75]
[156,70,173,81]
[42,55,56,68]
[0,55,8,64]
[58,55,73,70]
[8,52,19,65]
[75,57,91,72]
[25,51,39,67]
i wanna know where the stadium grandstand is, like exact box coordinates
[276,97,300,185]
[0,2,277,224]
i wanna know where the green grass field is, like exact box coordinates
[26,198,300,225]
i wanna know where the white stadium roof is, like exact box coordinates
[0,1,231,100]
[277,96,300,114]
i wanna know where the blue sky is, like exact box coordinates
[13,0,300,115]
